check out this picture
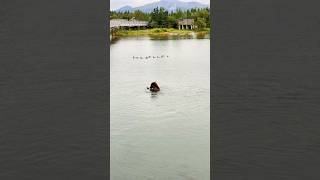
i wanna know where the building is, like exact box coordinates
[110,18,149,41]
[177,19,195,30]
[110,18,149,29]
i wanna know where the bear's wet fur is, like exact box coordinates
[150,82,160,92]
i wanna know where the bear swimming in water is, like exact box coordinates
[149,82,160,92]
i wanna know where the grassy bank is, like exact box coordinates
[114,28,210,38]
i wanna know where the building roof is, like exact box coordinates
[110,19,148,28]
[177,19,194,25]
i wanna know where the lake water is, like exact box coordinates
[110,37,210,180]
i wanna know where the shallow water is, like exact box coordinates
[110,37,210,179]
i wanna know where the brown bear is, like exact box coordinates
[149,82,160,92]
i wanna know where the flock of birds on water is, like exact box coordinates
[132,55,169,60]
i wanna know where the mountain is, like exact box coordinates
[115,0,209,13]
[116,5,133,12]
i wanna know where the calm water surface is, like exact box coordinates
[110,37,210,180]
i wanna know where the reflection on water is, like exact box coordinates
[196,32,209,39]
[111,32,210,43]
[150,92,159,99]
[110,37,210,180]
[149,34,195,40]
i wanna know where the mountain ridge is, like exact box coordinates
[115,0,209,13]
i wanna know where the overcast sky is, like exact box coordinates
[110,0,210,10]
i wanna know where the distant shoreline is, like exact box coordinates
[111,28,210,40]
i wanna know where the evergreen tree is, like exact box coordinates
[110,8,211,29]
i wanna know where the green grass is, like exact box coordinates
[114,28,210,38]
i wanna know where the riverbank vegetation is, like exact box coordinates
[115,28,210,36]
[111,28,210,41]
[110,7,210,30]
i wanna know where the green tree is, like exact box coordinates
[132,10,149,21]
[167,16,177,28]
[195,17,206,30]
[110,8,211,29]
[150,7,169,28]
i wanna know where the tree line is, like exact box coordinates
[110,7,210,30]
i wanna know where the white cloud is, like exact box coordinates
[110,0,210,10]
